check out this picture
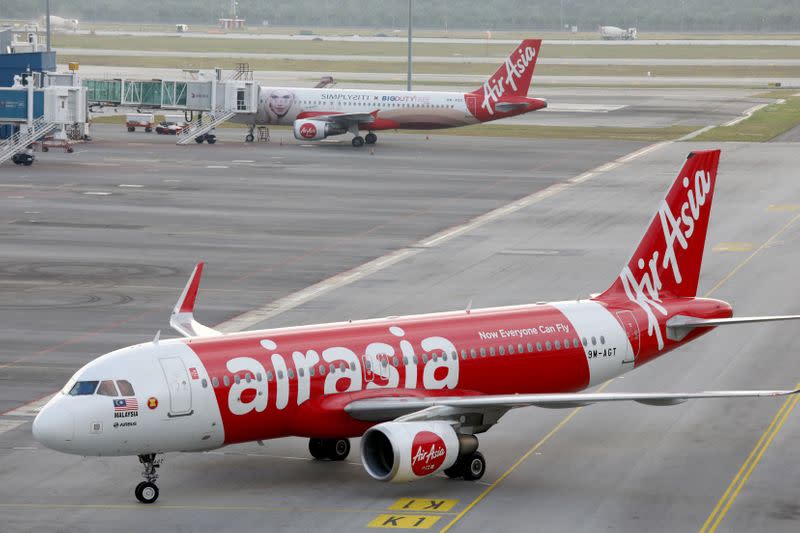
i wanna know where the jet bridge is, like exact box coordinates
[84,76,259,143]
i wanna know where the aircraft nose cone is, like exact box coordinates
[33,402,75,451]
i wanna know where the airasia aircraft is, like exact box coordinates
[33,149,800,504]
[230,39,547,147]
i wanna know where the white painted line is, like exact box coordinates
[679,125,715,141]
[118,184,143,188]
[0,419,26,435]
[723,103,769,127]
[2,395,55,418]
[232,160,255,163]
[7,196,25,199]
[84,191,112,196]
[206,165,229,169]
[164,179,181,183]
[216,141,669,334]
[24,211,40,214]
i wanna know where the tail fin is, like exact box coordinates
[468,39,541,116]
[596,149,721,302]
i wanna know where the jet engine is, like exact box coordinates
[361,421,477,482]
[292,119,344,141]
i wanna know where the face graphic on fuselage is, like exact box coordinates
[268,90,295,122]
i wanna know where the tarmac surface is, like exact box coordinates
[1,130,800,532]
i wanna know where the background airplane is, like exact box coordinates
[32,149,800,504]
[229,39,547,147]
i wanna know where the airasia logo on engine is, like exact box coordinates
[299,122,317,138]
[411,431,446,476]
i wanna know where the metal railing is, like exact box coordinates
[0,117,59,165]
[175,105,236,145]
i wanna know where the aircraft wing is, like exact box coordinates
[344,387,800,430]
[301,112,375,125]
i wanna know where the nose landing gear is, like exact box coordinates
[135,453,163,504]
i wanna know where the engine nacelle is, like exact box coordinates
[293,119,344,141]
[361,421,467,482]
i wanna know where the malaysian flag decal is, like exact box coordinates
[113,398,139,413]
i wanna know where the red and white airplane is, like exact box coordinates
[33,149,800,504]
[230,39,547,147]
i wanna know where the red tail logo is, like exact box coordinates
[411,431,447,476]
[467,39,541,121]
[596,150,721,349]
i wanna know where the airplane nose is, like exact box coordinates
[32,401,75,451]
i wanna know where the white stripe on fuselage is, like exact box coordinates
[552,301,632,386]
[240,87,477,128]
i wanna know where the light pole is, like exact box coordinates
[46,0,51,52]
[407,0,412,91]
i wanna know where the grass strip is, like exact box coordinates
[693,96,800,141]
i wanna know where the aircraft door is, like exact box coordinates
[159,357,193,417]
[617,310,640,364]
[362,352,390,385]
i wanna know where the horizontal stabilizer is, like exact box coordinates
[666,314,800,341]
[170,262,221,338]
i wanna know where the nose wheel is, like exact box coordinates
[135,453,163,504]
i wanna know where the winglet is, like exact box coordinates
[170,262,221,338]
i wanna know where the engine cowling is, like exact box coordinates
[361,421,465,482]
[293,119,344,141]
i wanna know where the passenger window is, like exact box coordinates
[452,351,458,360]
[422,354,429,363]
[546,341,552,351]
[201,378,208,388]
[508,345,515,355]
[527,343,533,353]
[319,365,326,376]
[256,372,262,382]
[564,338,570,348]
[600,336,606,345]
[403,356,409,365]
[536,342,542,352]
[489,347,496,356]
[470,349,477,359]
[518,344,524,354]
[555,340,561,350]
[278,370,285,379]
[223,375,230,387]
[460,350,467,360]
[234,375,241,384]
[299,368,305,378]
[499,345,505,356]
[582,337,588,346]
[97,380,118,397]
[329,364,336,374]
[365,360,372,370]
[245,374,252,383]
[573,338,580,348]
[287,369,295,380]
[212,377,219,388]
[391,358,398,367]
[591,337,597,346]
[309,367,316,377]
[117,380,135,396]
[480,348,486,357]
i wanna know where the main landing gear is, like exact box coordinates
[352,132,378,148]
[444,451,486,481]
[135,453,163,504]
[308,438,351,461]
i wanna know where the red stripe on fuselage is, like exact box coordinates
[185,304,590,444]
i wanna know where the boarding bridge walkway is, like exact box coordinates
[0,117,58,165]
[176,105,237,145]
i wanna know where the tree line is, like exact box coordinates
[3,0,799,32]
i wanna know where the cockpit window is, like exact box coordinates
[68,381,99,396]
[97,380,118,397]
[117,380,135,396]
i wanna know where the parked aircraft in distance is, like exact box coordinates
[33,149,800,504]
[228,39,547,147]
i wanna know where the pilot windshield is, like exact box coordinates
[68,381,99,396]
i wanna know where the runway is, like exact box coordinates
[1,129,799,532]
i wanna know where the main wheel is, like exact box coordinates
[195,136,204,144]
[41,146,49,153]
[145,127,152,133]
[325,438,350,461]
[365,132,377,145]
[127,126,135,132]
[206,135,217,145]
[245,133,255,142]
[462,452,486,481]
[135,481,159,504]
[444,458,466,479]
[351,136,365,148]
[309,438,326,459]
